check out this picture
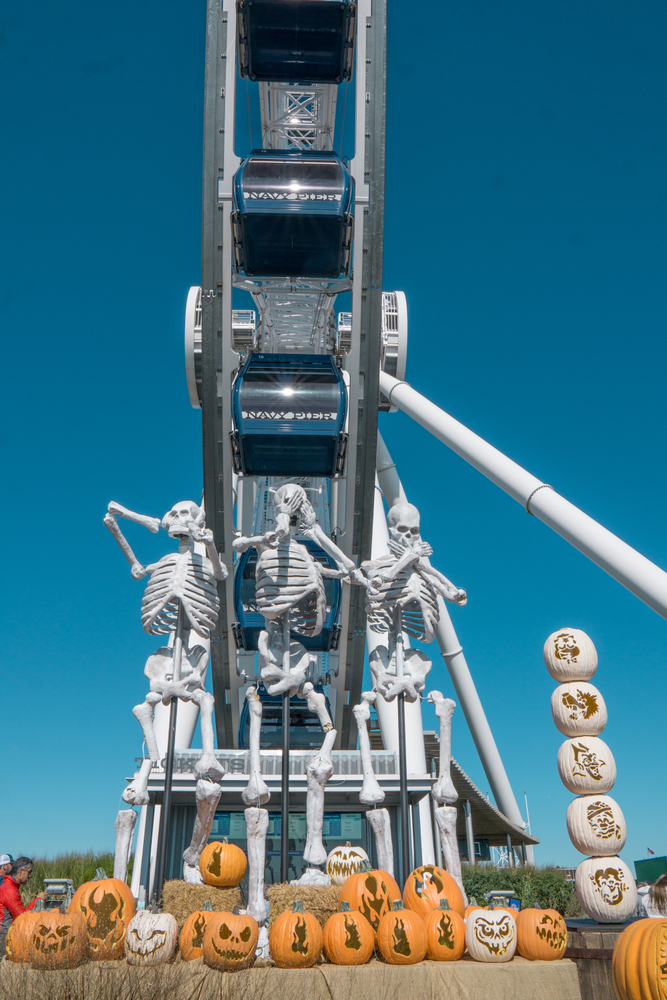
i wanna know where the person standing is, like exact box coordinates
[0,855,13,884]
[0,857,48,958]
[645,874,667,917]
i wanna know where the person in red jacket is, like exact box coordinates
[0,857,48,958]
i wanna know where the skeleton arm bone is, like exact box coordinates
[192,526,228,582]
[103,513,148,579]
[417,560,467,606]
[232,533,275,554]
[107,502,162,533]
[302,522,356,574]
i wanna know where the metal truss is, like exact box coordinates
[234,276,352,353]
[259,82,337,151]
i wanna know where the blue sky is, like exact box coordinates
[1,0,665,872]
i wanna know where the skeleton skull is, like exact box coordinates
[161,501,205,539]
[387,503,422,550]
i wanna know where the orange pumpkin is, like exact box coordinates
[423,899,466,961]
[179,901,214,961]
[376,900,427,966]
[613,917,667,1000]
[199,838,247,887]
[339,862,401,933]
[403,865,465,919]
[203,907,258,970]
[516,907,567,960]
[29,911,88,970]
[5,906,44,963]
[269,900,323,969]
[69,875,136,959]
[323,901,375,965]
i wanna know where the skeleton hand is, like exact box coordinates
[418,541,433,557]
[453,588,467,607]
[131,564,148,580]
[191,525,213,545]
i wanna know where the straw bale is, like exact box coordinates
[267,883,340,930]
[161,879,243,929]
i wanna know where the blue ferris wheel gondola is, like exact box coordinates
[237,0,356,85]
[232,150,354,279]
[232,540,342,652]
[230,353,348,477]
[238,685,334,750]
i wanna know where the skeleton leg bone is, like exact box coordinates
[242,687,270,807]
[299,682,333,731]
[353,692,385,806]
[113,809,138,881]
[245,807,269,925]
[434,805,468,905]
[303,729,337,866]
[182,778,223,879]
[427,691,458,805]
[366,808,395,879]
[122,692,163,805]
[189,690,225,780]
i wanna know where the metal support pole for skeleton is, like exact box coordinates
[394,607,411,885]
[379,372,667,621]
[153,604,185,902]
[464,800,475,866]
[280,613,291,882]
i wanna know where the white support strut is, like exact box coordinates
[379,372,667,621]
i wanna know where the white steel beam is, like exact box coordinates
[380,372,667,621]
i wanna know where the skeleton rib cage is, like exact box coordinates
[365,562,441,642]
[255,539,326,636]
[142,551,220,638]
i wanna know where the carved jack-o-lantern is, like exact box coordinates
[29,912,88,970]
[544,628,597,683]
[376,900,427,966]
[338,864,401,933]
[403,864,465,919]
[269,900,323,969]
[69,874,136,960]
[575,856,637,923]
[557,736,616,794]
[179,902,214,961]
[322,901,375,965]
[423,899,466,962]
[326,842,370,886]
[125,911,178,966]
[567,794,627,857]
[6,907,44,963]
[464,905,517,963]
[612,918,667,1000]
[516,907,567,960]
[551,682,607,737]
[202,908,258,970]
[199,839,247,888]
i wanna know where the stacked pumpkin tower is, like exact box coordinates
[545,627,637,922]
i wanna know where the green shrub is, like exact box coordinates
[461,863,582,916]
[18,852,133,905]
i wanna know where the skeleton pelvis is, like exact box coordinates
[370,645,432,684]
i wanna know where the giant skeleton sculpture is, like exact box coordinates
[233,484,363,891]
[351,502,467,878]
[104,500,227,882]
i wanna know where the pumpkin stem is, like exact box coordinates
[339,901,351,913]
[438,899,450,910]
[488,900,495,910]
[357,860,373,873]
[203,901,213,911]
[392,900,403,911]
[94,867,108,880]
[232,905,240,915]
[469,897,477,906]
[292,900,305,913]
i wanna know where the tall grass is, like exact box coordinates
[18,853,133,904]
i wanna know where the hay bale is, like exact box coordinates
[267,884,340,930]
[162,880,243,929]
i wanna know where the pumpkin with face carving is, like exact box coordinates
[269,900,323,969]
[423,899,466,961]
[326,843,370,886]
[29,911,88,970]
[516,907,567,960]
[199,839,247,887]
[69,875,136,959]
[339,863,401,933]
[551,682,607,738]
[403,864,465,919]
[465,904,517,963]
[543,628,598,682]
[376,900,427,966]
[6,907,45,963]
[323,901,375,965]
[179,902,214,961]
[203,908,258,970]
[125,911,178,966]
[575,856,637,923]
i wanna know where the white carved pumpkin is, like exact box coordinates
[125,911,178,965]
[325,842,369,885]
[551,682,607,737]
[575,856,637,923]
[566,795,627,857]
[543,628,597,682]
[557,737,616,794]
[464,906,517,963]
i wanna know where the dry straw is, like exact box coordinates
[267,883,339,929]
[161,880,243,929]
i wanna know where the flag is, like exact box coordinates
[647,847,655,855]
